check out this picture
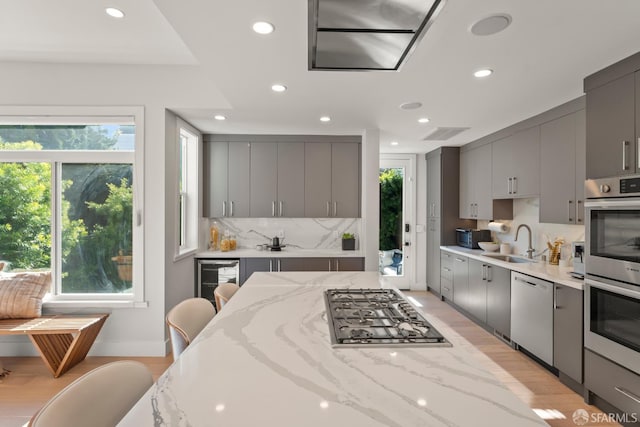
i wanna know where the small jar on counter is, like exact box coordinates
[229,234,237,250]
[220,230,231,252]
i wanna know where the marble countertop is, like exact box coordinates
[119,272,546,427]
[441,246,584,291]
[196,248,365,258]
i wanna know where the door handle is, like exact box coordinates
[455,258,465,263]
[222,201,227,217]
[333,202,337,217]
[279,201,284,217]
[269,259,273,272]
[272,201,276,217]
[623,140,630,170]
[481,264,486,280]
[486,265,492,282]
[568,200,574,223]
[277,259,281,272]
[512,176,517,194]
[576,200,583,223]
[326,201,330,217]
[230,201,234,217]
[333,259,338,271]
[637,137,640,170]
[508,177,512,194]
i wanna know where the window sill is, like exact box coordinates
[174,248,197,262]
[43,300,148,309]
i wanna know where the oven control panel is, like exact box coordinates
[620,177,640,194]
[586,174,640,198]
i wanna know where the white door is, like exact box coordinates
[379,155,416,289]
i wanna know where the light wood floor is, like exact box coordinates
[0,290,620,427]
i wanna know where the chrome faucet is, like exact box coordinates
[515,224,535,259]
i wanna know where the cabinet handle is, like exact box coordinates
[272,201,276,217]
[508,177,512,194]
[335,259,339,271]
[554,285,558,310]
[474,203,478,217]
[576,200,583,223]
[455,258,465,263]
[277,259,281,271]
[230,201,234,217]
[222,201,227,217]
[615,386,640,404]
[442,267,451,272]
[637,137,640,170]
[481,265,486,280]
[568,200,574,222]
[623,140,630,170]
[443,286,450,292]
[279,201,284,217]
[486,265,492,282]
[326,201,330,217]
[512,176,517,194]
[269,259,273,272]
[333,202,338,217]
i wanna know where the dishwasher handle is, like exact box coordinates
[513,275,538,287]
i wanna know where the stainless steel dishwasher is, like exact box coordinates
[510,271,554,366]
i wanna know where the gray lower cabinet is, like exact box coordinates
[585,349,640,416]
[467,259,488,323]
[240,257,364,284]
[439,250,453,299]
[553,283,583,384]
[485,264,511,337]
[452,255,469,312]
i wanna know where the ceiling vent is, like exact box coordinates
[308,0,446,71]
[422,127,469,141]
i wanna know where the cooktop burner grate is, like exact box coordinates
[324,288,451,347]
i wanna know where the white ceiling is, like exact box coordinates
[3,0,640,153]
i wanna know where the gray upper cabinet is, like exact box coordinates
[204,141,250,217]
[277,143,305,217]
[305,143,332,217]
[227,143,251,217]
[492,126,540,199]
[305,142,360,218]
[585,73,636,178]
[427,153,441,218]
[540,110,586,224]
[250,142,305,217]
[460,144,495,220]
[331,143,360,218]
[250,142,278,217]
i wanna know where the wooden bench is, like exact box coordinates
[0,314,108,378]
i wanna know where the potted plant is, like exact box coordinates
[342,233,356,250]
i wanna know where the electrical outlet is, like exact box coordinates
[277,229,285,239]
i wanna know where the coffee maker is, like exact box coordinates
[571,241,585,277]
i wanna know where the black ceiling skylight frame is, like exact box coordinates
[308,0,446,71]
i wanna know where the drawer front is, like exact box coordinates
[440,264,453,281]
[441,278,453,300]
[440,251,453,268]
[585,350,640,415]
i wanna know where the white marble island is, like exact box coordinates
[119,272,546,426]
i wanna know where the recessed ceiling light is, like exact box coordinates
[271,84,287,92]
[474,69,493,78]
[470,14,512,36]
[320,116,331,122]
[391,141,399,146]
[418,117,430,123]
[214,115,226,121]
[399,102,422,110]
[252,21,275,35]
[105,7,125,19]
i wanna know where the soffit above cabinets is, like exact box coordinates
[308,0,446,71]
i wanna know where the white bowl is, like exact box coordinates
[478,242,500,252]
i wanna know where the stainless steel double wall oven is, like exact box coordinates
[585,174,640,375]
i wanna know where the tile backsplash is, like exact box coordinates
[204,218,361,250]
[478,198,585,261]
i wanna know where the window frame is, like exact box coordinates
[174,118,201,260]
[0,106,145,307]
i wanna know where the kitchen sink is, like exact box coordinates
[481,254,535,264]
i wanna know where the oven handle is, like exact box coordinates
[585,199,640,208]
[585,278,640,300]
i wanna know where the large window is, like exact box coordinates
[0,108,143,303]
[176,119,200,257]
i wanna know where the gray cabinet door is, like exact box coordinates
[333,257,364,271]
[467,259,487,323]
[540,112,578,224]
[279,258,332,272]
[553,284,583,384]
[458,149,472,219]
[205,141,228,218]
[427,154,441,218]
[227,143,251,217]
[575,110,586,225]
[277,143,305,217]
[636,71,640,174]
[492,127,540,198]
[250,142,278,217]
[305,143,332,217]
[241,258,272,284]
[474,144,494,219]
[332,143,360,217]
[452,255,469,311]
[427,218,441,294]
[486,264,510,336]
[586,73,635,178]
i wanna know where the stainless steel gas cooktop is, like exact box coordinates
[324,288,451,348]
